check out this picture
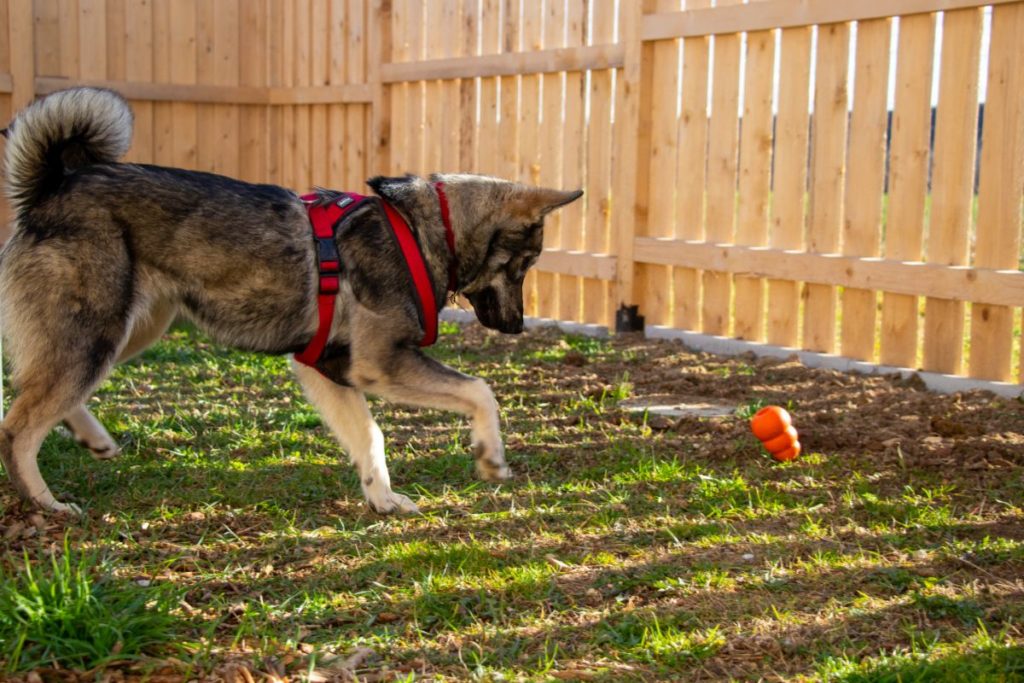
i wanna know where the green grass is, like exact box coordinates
[0,537,181,672]
[0,322,1021,680]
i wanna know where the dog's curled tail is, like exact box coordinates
[3,87,133,213]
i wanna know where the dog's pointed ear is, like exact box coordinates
[516,187,584,218]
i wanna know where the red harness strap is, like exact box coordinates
[294,192,366,367]
[295,184,458,368]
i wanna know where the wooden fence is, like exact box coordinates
[0,0,1022,384]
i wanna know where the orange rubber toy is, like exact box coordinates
[750,406,801,462]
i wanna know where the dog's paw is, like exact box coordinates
[472,442,512,482]
[84,440,121,461]
[37,499,83,516]
[365,489,419,515]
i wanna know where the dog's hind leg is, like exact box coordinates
[63,298,177,460]
[291,359,419,514]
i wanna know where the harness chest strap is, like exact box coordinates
[295,183,458,369]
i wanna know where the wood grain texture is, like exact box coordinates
[701,0,742,337]
[922,8,982,375]
[969,3,1024,381]
[879,13,934,368]
[733,26,774,341]
[536,0,566,319]
[582,0,616,325]
[557,0,586,322]
[803,21,848,353]
[766,25,810,347]
[840,18,890,361]
[672,0,711,332]
[638,0,680,327]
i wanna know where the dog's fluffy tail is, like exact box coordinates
[3,87,133,214]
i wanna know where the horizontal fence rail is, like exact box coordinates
[0,0,1021,386]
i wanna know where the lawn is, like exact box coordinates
[1,321,1022,682]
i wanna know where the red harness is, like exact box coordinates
[294,183,456,369]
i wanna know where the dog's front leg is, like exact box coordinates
[352,348,510,483]
[291,360,419,514]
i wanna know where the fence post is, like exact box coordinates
[368,0,392,176]
[613,0,655,332]
[9,0,34,112]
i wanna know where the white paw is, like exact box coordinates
[364,488,419,515]
[472,442,512,482]
[38,499,83,516]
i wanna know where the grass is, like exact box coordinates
[0,537,180,672]
[0,321,1022,681]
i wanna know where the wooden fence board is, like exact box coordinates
[638,0,680,327]
[922,8,982,375]
[970,3,1024,381]
[702,0,742,336]
[344,0,367,188]
[521,0,543,315]
[733,26,774,341]
[476,0,500,175]
[557,0,586,322]
[582,0,616,325]
[672,0,711,332]
[421,0,442,175]
[840,18,890,361]
[803,21,848,353]
[536,0,566,319]
[880,13,934,368]
[766,25,810,347]
[124,0,153,165]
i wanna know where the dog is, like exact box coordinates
[0,87,582,515]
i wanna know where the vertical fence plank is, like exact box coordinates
[702,0,742,336]
[458,1,478,173]
[292,0,311,187]
[673,0,710,332]
[558,0,585,322]
[268,0,286,183]
[124,0,153,165]
[422,0,444,175]
[639,0,680,327]
[582,0,615,326]
[404,0,424,174]
[239,0,268,185]
[880,14,934,368]
[520,0,542,315]
[169,0,196,170]
[59,0,81,81]
[498,0,521,181]
[969,3,1024,382]
[34,0,60,77]
[327,0,345,187]
[923,9,982,375]
[803,21,849,353]
[840,18,890,361]
[78,0,106,79]
[310,0,329,185]
[106,0,125,86]
[388,1,407,175]
[368,0,391,176]
[439,0,462,174]
[614,0,656,325]
[733,25,775,341]
[344,0,368,187]
[766,25,810,347]
[536,0,565,319]
[476,0,500,175]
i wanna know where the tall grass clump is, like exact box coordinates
[0,537,181,672]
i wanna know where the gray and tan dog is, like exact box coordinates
[0,87,581,515]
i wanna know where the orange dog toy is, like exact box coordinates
[750,406,801,461]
